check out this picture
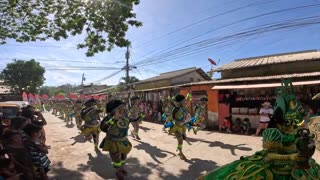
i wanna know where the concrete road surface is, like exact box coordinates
[44,112,320,180]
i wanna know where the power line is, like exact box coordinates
[133,14,320,67]
[134,0,280,48]
[133,3,320,66]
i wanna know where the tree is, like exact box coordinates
[0,59,45,94]
[39,86,51,96]
[118,76,139,91]
[0,0,142,56]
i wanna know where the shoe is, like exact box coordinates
[193,128,198,135]
[178,152,187,160]
[120,168,128,176]
[135,135,141,140]
[131,131,135,138]
[116,171,125,180]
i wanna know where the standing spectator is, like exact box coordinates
[255,102,273,136]
[304,106,317,128]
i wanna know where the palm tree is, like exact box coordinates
[118,76,139,91]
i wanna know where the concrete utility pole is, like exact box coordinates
[125,46,131,105]
[80,73,85,94]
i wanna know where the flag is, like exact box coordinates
[208,58,216,65]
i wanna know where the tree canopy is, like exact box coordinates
[0,0,142,56]
[0,59,45,94]
[118,76,139,90]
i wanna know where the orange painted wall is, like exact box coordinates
[180,84,219,113]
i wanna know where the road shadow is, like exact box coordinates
[77,150,154,180]
[77,150,114,179]
[49,161,84,180]
[200,139,252,156]
[133,139,176,164]
[139,126,153,132]
[65,123,75,128]
[70,134,86,146]
[149,158,219,180]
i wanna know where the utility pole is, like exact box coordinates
[80,73,85,94]
[125,46,131,105]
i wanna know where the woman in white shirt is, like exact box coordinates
[255,102,273,136]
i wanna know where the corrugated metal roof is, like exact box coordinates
[135,67,211,84]
[212,50,320,72]
[212,72,320,83]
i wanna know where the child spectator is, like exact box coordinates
[232,118,242,134]
[221,116,232,133]
[241,118,251,135]
[23,124,51,180]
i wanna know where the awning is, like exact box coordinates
[212,80,320,90]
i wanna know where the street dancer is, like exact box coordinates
[168,94,188,160]
[80,98,102,149]
[100,99,133,179]
[128,96,144,140]
[187,96,208,135]
[73,100,83,130]
[161,97,174,133]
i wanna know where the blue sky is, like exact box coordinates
[1,0,320,86]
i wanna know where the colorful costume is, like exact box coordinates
[187,96,208,135]
[80,99,101,149]
[100,99,132,179]
[128,96,144,140]
[200,79,320,179]
[73,100,84,129]
[161,97,174,132]
[168,94,188,160]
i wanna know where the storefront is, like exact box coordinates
[213,80,320,129]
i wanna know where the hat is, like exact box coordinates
[262,102,271,107]
[106,99,124,113]
[130,96,140,102]
[175,94,185,103]
[84,98,97,107]
[200,96,208,102]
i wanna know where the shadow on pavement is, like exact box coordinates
[150,158,219,180]
[139,126,153,132]
[65,123,75,128]
[50,161,84,180]
[133,139,176,164]
[186,137,253,156]
[77,150,154,179]
[70,134,86,146]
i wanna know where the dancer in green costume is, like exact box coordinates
[199,79,320,180]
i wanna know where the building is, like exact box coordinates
[134,67,211,102]
[79,84,108,95]
[0,81,21,102]
[210,50,320,129]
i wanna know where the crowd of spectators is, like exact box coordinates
[0,105,50,180]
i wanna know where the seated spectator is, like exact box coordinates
[241,118,251,135]
[232,118,242,134]
[2,130,34,179]
[221,116,232,133]
[23,124,51,180]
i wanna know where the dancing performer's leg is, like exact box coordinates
[92,131,100,149]
[175,132,186,159]
[131,122,141,140]
[110,152,126,179]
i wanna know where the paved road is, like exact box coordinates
[44,112,320,180]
